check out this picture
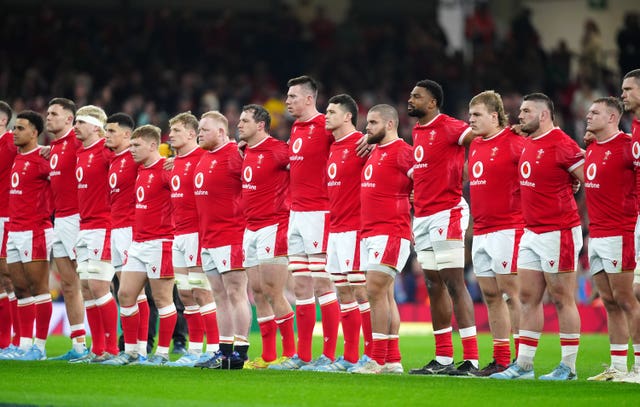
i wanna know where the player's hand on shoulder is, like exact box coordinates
[583,131,596,146]
[39,145,51,160]
[510,124,527,137]
[163,157,174,171]
[355,135,373,157]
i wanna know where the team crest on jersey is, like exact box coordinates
[292,138,303,154]
[50,154,59,169]
[109,173,117,189]
[535,149,545,162]
[75,167,84,182]
[472,161,483,178]
[634,142,640,160]
[363,164,373,180]
[603,150,612,162]
[414,145,425,162]
[491,147,499,159]
[243,166,253,182]
[136,186,145,202]
[586,163,597,181]
[194,172,204,189]
[327,163,337,179]
[11,172,19,188]
[171,175,181,191]
[520,161,532,179]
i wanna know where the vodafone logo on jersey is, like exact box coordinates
[586,163,597,181]
[243,166,253,182]
[327,163,337,179]
[75,167,84,182]
[11,172,19,187]
[472,161,483,178]
[520,161,532,179]
[171,175,180,191]
[633,142,640,160]
[50,154,59,169]
[194,172,204,189]
[292,138,303,154]
[363,164,373,180]
[414,145,425,162]
[109,173,117,189]
[136,186,145,202]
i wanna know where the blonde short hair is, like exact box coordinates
[131,124,161,144]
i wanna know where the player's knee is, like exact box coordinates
[87,260,115,281]
[261,256,288,266]
[174,273,190,291]
[417,250,437,270]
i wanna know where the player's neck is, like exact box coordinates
[82,134,100,147]
[143,153,162,167]
[530,122,554,138]
[176,143,198,157]
[483,127,504,140]
[246,132,268,147]
[332,125,356,141]
[113,143,130,154]
[379,132,399,146]
[54,126,73,140]
[296,108,319,123]
[417,110,439,126]
[594,128,620,143]
[19,142,39,154]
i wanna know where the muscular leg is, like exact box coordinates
[516,268,546,370]
[593,271,630,372]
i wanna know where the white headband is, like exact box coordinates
[76,114,104,128]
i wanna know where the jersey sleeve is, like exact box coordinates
[398,143,415,178]
[558,136,585,173]
[274,140,290,169]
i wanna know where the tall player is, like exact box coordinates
[0,101,18,352]
[622,70,640,301]
[3,111,53,360]
[583,97,640,383]
[408,80,479,376]
[71,106,118,362]
[272,75,340,370]
[103,112,150,363]
[46,98,88,360]
[193,111,251,370]
[491,93,584,380]
[237,105,295,369]
[466,91,524,376]
[165,112,220,367]
[350,105,414,374]
[105,125,176,366]
[311,94,369,372]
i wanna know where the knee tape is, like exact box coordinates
[434,247,464,270]
[347,271,366,285]
[417,250,437,270]
[188,272,212,291]
[175,273,190,290]
[87,259,116,282]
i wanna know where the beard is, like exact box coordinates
[407,106,426,118]
[520,117,540,134]
[366,128,386,145]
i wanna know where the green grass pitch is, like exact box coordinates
[0,332,638,406]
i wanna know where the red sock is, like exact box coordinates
[34,294,52,341]
[136,297,149,343]
[340,303,361,363]
[184,307,205,345]
[10,295,20,347]
[494,338,511,367]
[97,296,119,355]
[434,327,454,359]
[17,298,35,344]
[258,316,277,362]
[359,303,373,357]
[371,335,387,365]
[0,295,11,348]
[120,305,139,349]
[461,330,479,361]
[319,293,339,360]
[513,335,520,359]
[86,302,105,355]
[386,335,401,363]
[295,299,315,362]
[276,312,296,358]
[200,303,219,347]
[157,305,177,350]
